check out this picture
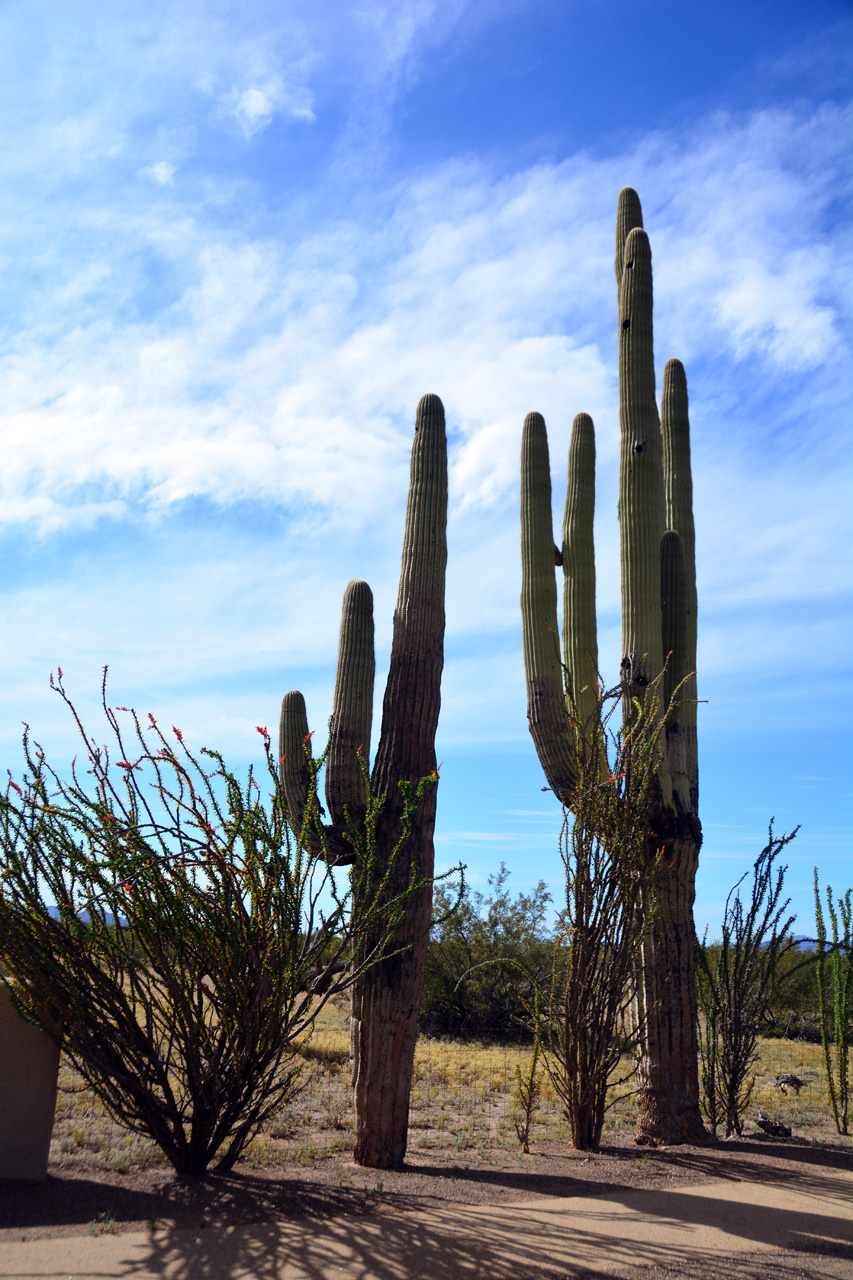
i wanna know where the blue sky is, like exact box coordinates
[1,0,851,936]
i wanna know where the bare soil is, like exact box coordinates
[2,1130,851,1279]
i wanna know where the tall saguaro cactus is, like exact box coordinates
[280,393,448,1169]
[520,189,705,1145]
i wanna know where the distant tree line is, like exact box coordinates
[419,865,830,1045]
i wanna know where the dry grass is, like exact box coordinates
[52,1064,167,1173]
[48,997,844,1174]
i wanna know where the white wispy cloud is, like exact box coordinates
[139,162,176,185]
[218,79,316,136]
[4,101,848,532]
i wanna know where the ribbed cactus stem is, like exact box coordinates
[661,358,698,810]
[372,393,447,795]
[660,531,687,714]
[326,579,375,830]
[278,689,312,836]
[615,185,643,290]
[521,411,575,803]
[562,412,599,733]
[660,529,691,808]
[618,226,665,696]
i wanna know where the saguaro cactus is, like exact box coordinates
[520,188,705,1145]
[280,393,448,1168]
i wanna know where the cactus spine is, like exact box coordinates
[520,188,705,1145]
[280,393,447,1169]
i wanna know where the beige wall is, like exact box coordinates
[0,984,60,1182]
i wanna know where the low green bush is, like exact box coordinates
[421,863,552,1039]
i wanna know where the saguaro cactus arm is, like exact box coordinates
[562,411,599,733]
[661,358,698,810]
[660,528,692,809]
[278,689,313,835]
[278,584,375,866]
[520,411,576,804]
[326,579,375,829]
[660,530,688,714]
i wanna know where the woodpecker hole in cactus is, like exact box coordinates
[633,441,648,456]
[625,260,634,269]
[622,318,631,331]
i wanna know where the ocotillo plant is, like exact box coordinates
[0,670,437,1177]
[520,188,706,1144]
[279,393,448,1169]
[814,869,852,1135]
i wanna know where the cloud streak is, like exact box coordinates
[2,103,848,522]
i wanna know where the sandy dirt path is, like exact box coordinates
[1,1164,851,1279]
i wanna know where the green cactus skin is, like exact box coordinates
[326,579,375,829]
[562,412,599,733]
[351,392,447,1170]
[279,676,361,866]
[520,189,706,1146]
[659,528,694,852]
[279,582,374,863]
[281,394,447,1170]
[660,530,687,716]
[521,411,576,803]
[618,226,666,699]
[615,185,643,289]
[371,393,447,799]
[278,689,313,839]
[662,358,698,812]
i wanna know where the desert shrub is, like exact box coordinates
[761,942,821,1040]
[511,1024,542,1153]
[420,864,552,1039]
[539,676,664,1151]
[696,822,799,1137]
[0,669,437,1176]
[814,870,852,1135]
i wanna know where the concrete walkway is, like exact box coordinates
[1,1168,851,1279]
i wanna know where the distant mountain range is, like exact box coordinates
[46,905,129,927]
